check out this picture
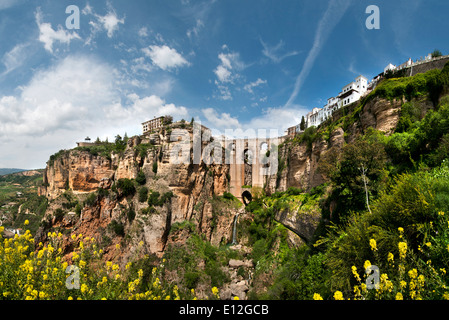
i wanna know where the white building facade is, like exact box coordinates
[304,75,368,129]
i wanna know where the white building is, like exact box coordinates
[305,75,368,129]
[338,75,368,108]
[384,63,396,73]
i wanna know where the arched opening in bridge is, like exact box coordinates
[243,148,253,164]
[242,190,252,206]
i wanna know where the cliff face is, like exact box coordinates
[37,125,235,261]
[270,96,404,195]
[36,94,412,263]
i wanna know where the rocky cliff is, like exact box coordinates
[37,124,236,263]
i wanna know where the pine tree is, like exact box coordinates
[300,116,306,131]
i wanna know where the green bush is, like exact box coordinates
[147,191,161,206]
[109,220,125,236]
[136,170,146,185]
[184,271,201,289]
[127,208,136,223]
[152,162,158,174]
[116,178,136,197]
[138,187,149,203]
[84,193,97,207]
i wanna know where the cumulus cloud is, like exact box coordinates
[143,45,190,71]
[35,8,81,53]
[0,55,189,168]
[202,108,241,130]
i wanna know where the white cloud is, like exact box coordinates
[201,105,306,138]
[214,52,245,83]
[35,8,81,53]
[138,27,149,38]
[83,2,125,45]
[98,11,125,38]
[0,55,190,168]
[202,108,241,130]
[213,50,246,100]
[143,45,189,71]
[214,65,232,83]
[1,42,29,76]
[244,78,267,94]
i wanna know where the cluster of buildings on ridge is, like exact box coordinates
[286,53,440,137]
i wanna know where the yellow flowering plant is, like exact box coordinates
[0,223,197,300]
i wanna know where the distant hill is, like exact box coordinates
[0,168,26,176]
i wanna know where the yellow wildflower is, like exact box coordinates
[395,292,403,300]
[212,286,219,297]
[351,266,361,282]
[369,239,377,251]
[425,242,432,247]
[313,293,323,300]
[398,241,407,259]
[233,296,240,300]
[24,220,29,226]
[363,260,371,271]
[333,291,344,300]
[387,252,394,263]
[408,268,418,279]
[80,283,88,294]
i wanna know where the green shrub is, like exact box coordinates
[127,208,136,223]
[116,178,136,197]
[136,170,146,185]
[84,193,97,207]
[222,192,235,201]
[152,162,158,174]
[138,187,149,203]
[109,220,125,236]
[147,191,161,206]
[184,271,201,289]
[286,187,303,196]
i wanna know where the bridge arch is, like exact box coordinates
[242,190,252,206]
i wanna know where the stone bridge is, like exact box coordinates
[221,136,286,202]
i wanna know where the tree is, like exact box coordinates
[163,115,173,125]
[431,49,443,58]
[300,116,306,131]
[318,129,389,222]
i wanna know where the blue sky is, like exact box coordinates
[0,0,448,169]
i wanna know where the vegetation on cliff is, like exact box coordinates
[3,63,449,301]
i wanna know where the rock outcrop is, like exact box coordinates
[37,124,234,261]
